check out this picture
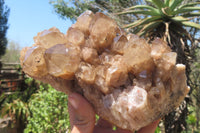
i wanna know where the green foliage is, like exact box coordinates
[0,91,27,111]
[24,85,69,133]
[0,0,10,57]
[0,78,70,133]
[1,99,29,122]
[155,127,161,133]
[0,77,39,117]
[50,0,142,25]
[189,48,200,131]
[49,0,96,22]
[187,114,197,125]
[183,105,200,133]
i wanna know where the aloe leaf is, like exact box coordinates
[169,0,175,7]
[133,26,143,34]
[123,16,161,29]
[169,0,184,11]
[181,21,200,29]
[126,5,159,13]
[145,0,156,7]
[179,2,200,9]
[123,19,143,28]
[146,0,164,9]
[183,12,200,17]
[164,0,170,7]
[138,20,162,36]
[140,16,162,25]
[116,10,160,16]
[174,7,200,15]
[171,16,189,22]
[138,30,148,37]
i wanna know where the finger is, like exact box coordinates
[137,119,160,133]
[68,93,95,133]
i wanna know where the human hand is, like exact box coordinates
[68,93,160,133]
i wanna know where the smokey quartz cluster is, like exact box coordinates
[20,11,190,131]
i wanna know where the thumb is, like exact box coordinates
[68,93,95,133]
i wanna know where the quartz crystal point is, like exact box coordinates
[20,11,190,132]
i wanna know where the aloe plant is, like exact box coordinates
[117,0,200,133]
[117,0,200,37]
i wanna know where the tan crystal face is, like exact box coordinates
[21,46,48,77]
[33,27,68,49]
[66,28,85,46]
[44,43,80,79]
[20,11,189,132]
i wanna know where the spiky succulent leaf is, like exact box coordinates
[171,16,189,22]
[138,20,162,36]
[117,10,160,16]
[133,26,143,34]
[126,5,159,14]
[181,21,200,29]
[169,0,184,11]
[164,0,170,7]
[123,19,143,28]
[138,16,162,26]
[174,7,200,15]
[179,2,200,9]
[183,12,200,17]
[146,0,164,9]
[123,16,161,29]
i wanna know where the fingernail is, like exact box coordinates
[68,93,79,110]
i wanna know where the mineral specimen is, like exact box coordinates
[20,10,190,131]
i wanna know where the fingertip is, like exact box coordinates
[68,93,95,120]
[68,93,95,114]
[68,93,79,110]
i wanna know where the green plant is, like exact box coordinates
[183,105,199,133]
[1,78,70,133]
[0,98,29,132]
[155,127,161,133]
[1,99,29,121]
[187,114,197,126]
[24,85,70,133]
[117,0,200,37]
[50,0,143,26]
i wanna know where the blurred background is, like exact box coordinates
[0,0,199,132]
